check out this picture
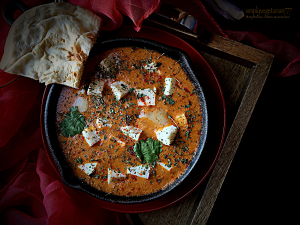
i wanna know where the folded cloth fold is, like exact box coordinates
[0,0,299,224]
[0,149,120,225]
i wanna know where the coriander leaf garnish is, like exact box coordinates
[60,106,86,137]
[147,137,162,155]
[133,141,143,161]
[133,138,162,164]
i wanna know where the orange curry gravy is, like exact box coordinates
[56,47,202,196]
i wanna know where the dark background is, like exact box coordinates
[203,1,300,224]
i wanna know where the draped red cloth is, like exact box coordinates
[0,0,299,224]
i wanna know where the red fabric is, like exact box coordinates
[0,0,299,224]
[224,30,300,76]
[69,0,161,31]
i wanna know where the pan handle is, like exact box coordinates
[3,0,29,26]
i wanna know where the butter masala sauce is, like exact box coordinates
[56,47,203,196]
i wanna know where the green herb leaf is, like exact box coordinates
[76,157,83,164]
[133,138,162,164]
[133,141,143,162]
[60,106,86,137]
[147,137,162,155]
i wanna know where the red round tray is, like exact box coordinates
[41,26,226,213]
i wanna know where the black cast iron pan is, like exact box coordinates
[3,0,29,26]
[44,37,208,204]
[3,0,208,204]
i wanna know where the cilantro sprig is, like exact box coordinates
[133,138,162,164]
[60,106,86,137]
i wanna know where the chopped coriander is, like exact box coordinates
[76,157,83,164]
[60,106,86,137]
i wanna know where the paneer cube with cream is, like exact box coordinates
[108,168,126,184]
[120,126,142,141]
[144,62,160,73]
[110,81,130,101]
[174,112,188,128]
[164,78,176,96]
[82,127,100,146]
[155,125,178,146]
[127,165,150,179]
[135,88,156,106]
[139,108,169,126]
[78,163,97,176]
[87,80,105,96]
[73,97,88,112]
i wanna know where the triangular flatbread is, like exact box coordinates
[0,2,102,88]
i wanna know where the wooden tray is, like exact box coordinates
[112,15,274,225]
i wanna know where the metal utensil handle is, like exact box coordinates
[2,0,29,26]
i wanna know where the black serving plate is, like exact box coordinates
[43,37,208,204]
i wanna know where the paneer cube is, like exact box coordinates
[127,165,150,179]
[73,97,88,112]
[157,162,172,171]
[87,80,105,96]
[144,62,157,73]
[139,108,169,126]
[155,125,178,146]
[120,126,142,141]
[175,112,188,128]
[135,88,156,106]
[110,81,130,101]
[96,117,112,129]
[108,168,126,184]
[78,163,97,176]
[82,127,100,146]
[164,78,176,96]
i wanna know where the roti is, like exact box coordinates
[0,2,102,88]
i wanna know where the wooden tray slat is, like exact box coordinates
[191,57,273,224]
